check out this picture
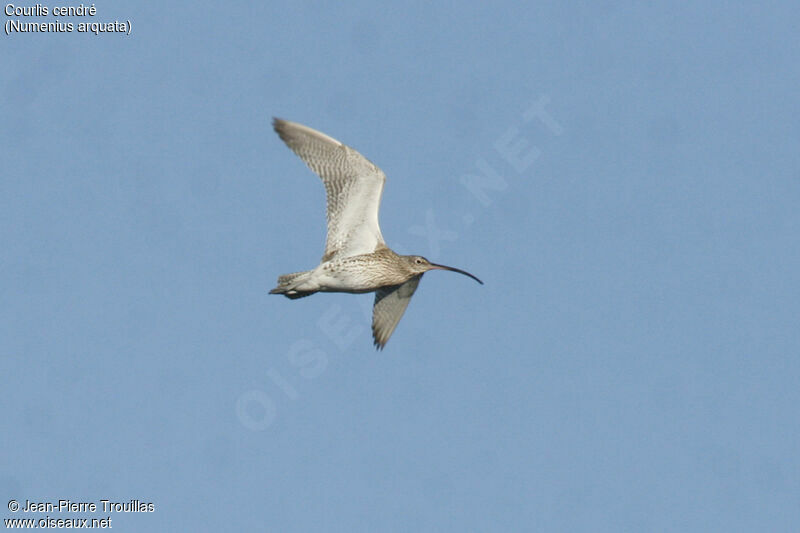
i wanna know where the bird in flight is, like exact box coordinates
[269,119,483,349]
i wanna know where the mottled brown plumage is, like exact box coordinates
[269,119,482,349]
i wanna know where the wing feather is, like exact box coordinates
[273,118,386,261]
[372,276,422,349]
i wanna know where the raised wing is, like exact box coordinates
[273,118,387,262]
[372,275,422,349]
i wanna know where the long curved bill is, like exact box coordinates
[429,263,483,284]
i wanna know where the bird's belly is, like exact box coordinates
[311,269,378,294]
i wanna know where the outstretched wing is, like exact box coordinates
[273,118,387,262]
[372,275,422,350]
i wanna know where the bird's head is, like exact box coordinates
[402,255,483,284]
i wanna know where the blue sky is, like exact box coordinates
[2,2,799,531]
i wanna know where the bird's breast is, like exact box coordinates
[315,254,411,293]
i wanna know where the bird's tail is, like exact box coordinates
[269,270,316,299]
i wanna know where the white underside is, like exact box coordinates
[290,263,375,294]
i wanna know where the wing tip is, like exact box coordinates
[372,328,387,351]
[272,117,291,139]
